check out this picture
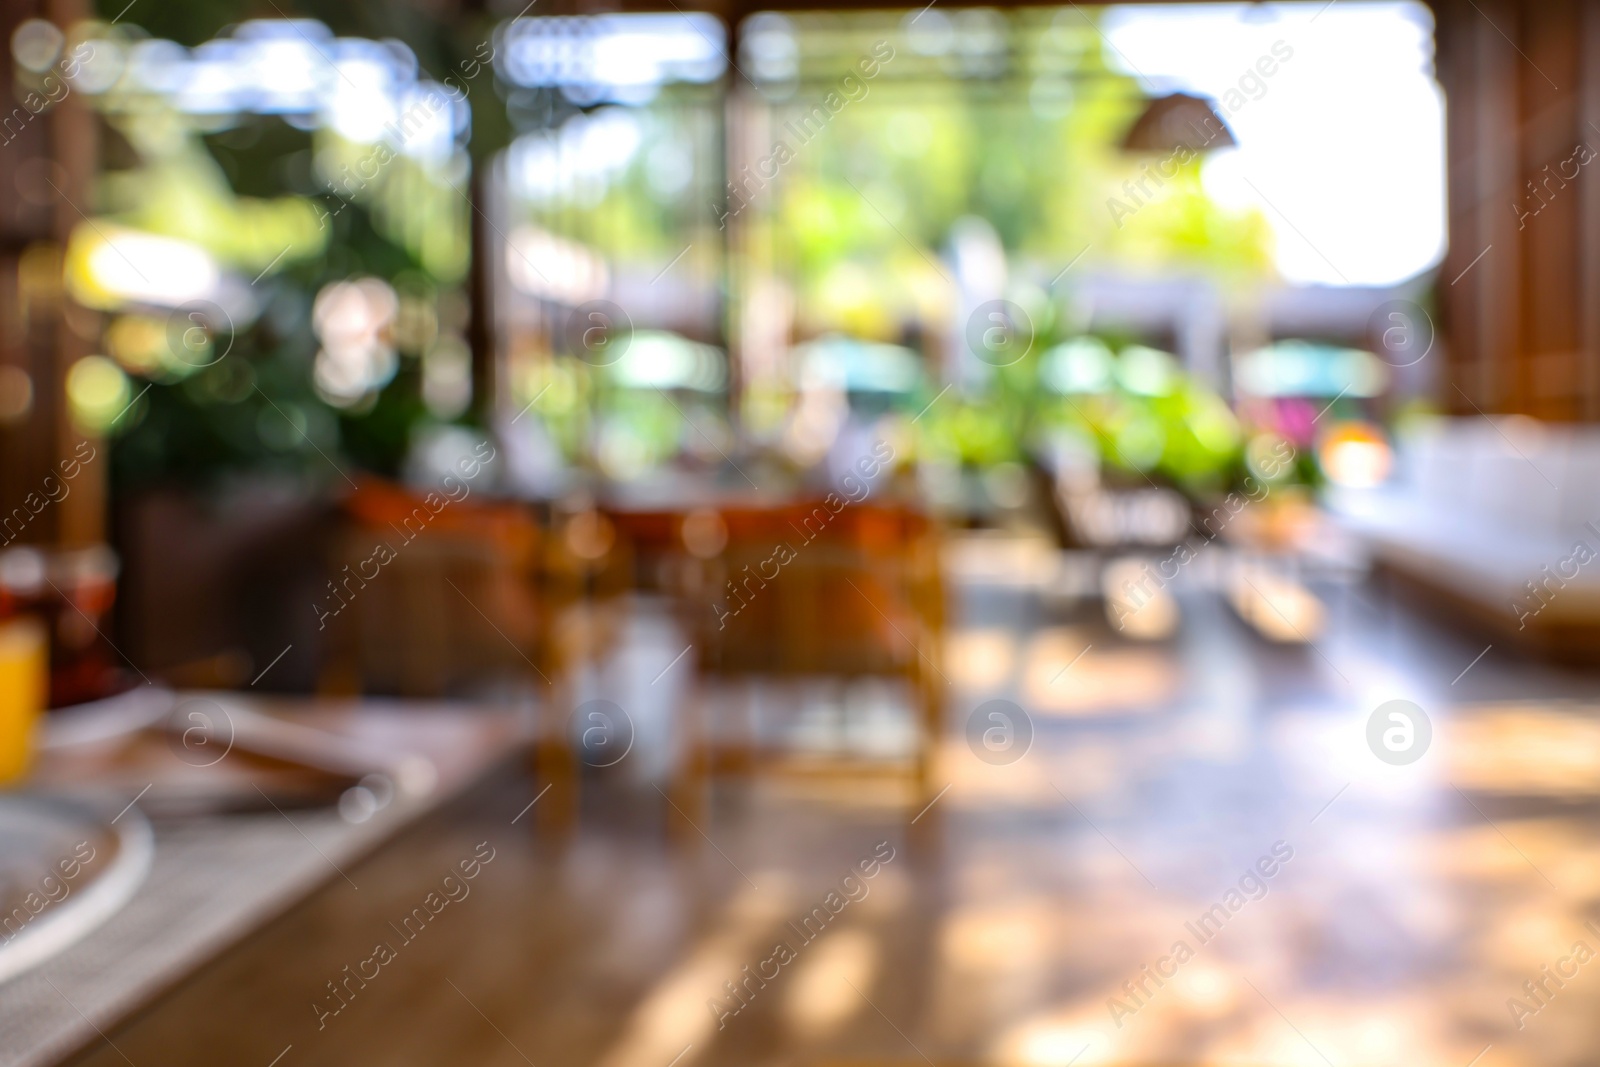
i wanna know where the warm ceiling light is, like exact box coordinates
[1121,92,1237,153]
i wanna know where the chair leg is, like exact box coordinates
[531,673,578,832]
[916,663,943,797]
[667,677,709,837]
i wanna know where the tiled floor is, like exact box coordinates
[70,566,1600,1067]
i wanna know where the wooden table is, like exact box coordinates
[0,693,522,1067]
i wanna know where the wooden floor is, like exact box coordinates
[66,576,1600,1067]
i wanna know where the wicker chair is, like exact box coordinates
[321,479,548,699]
[669,499,946,808]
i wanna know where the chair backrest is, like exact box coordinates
[326,480,543,697]
[681,500,942,678]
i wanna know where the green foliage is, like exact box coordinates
[83,0,482,490]
[1037,347,1242,492]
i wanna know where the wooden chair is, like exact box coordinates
[669,499,946,810]
[321,479,549,699]
[542,504,634,677]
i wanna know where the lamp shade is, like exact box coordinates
[1121,92,1237,153]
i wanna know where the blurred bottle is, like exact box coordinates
[0,545,123,709]
[47,546,121,707]
[0,547,48,619]
[0,617,47,784]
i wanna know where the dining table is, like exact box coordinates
[0,690,523,1067]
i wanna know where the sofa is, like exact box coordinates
[1325,417,1600,655]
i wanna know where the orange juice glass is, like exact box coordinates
[0,617,47,785]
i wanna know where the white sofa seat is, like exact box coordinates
[1326,417,1600,635]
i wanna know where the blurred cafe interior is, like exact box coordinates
[6,0,1600,1064]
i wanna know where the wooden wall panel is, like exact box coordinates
[0,0,100,547]
[1435,0,1600,421]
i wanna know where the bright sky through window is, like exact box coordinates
[1104,2,1445,288]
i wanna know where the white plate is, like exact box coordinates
[0,795,154,985]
